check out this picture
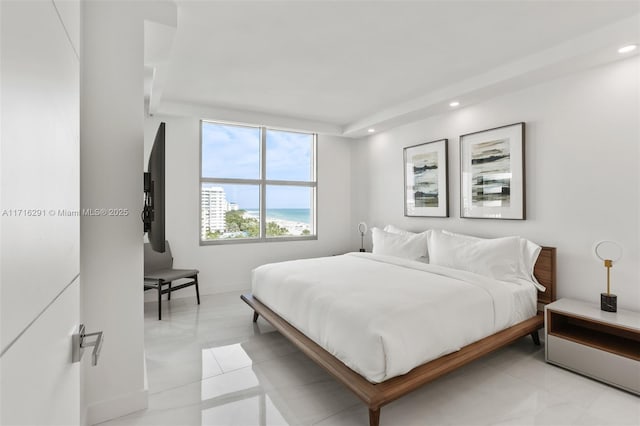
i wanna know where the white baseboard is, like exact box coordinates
[87,387,148,425]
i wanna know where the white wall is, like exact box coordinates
[144,115,353,297]
[80,1,176,424]
[351,57,640,311]
[1,0,80,424]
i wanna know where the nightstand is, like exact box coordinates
[545,298,640,395]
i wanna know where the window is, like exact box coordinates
[200,120,316,243]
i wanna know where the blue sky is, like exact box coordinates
[202,122,314,208]
[202,122,260,179]
[265,129,313,181]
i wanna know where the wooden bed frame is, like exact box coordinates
[241,247,556,426]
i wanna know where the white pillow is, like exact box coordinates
[440,230,543,289]
[383,224,415,236]
[383,225,432,261]
[372,227,429,262]
[520,239,543,288]
[428,230,521,282]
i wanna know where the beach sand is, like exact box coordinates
[243,212,310,236]
[270,218,310,236]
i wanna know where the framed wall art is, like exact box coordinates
[460,122,525,219]
[404,139,448,217]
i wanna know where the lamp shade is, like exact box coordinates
[594,240,623,263]
[358,222,368,235]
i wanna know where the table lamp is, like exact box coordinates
[594,240,622,312]
[358,222,368,252]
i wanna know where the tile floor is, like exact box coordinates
[100,292,639,426]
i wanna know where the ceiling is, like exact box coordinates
[146,1,640,137]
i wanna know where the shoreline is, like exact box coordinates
[243,211,310,236]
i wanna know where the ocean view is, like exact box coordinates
[245,208,311,224]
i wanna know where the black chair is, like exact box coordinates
[144,241,200,320]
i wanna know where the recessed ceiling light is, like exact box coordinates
[449,101,460,107]
[618,44,637,54]
[368,128,375,133]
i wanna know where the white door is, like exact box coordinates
[0,1,81,424]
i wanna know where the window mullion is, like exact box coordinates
[313,134,317,234]
[263,180,316,187]
[260,126,267,240]
[201,177,263,185]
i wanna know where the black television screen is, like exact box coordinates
[143,122,165,253]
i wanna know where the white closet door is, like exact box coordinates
[0,0,81,424]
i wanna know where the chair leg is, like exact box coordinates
[167,282,172,300]
[253,312,259,323]
[158,280,163,321]
[194,275,200,305]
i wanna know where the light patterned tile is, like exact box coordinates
[99,291,639,426]
[583,387,640,425]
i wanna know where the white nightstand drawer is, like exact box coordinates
[547,335,640,394]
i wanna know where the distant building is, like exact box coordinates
[201,186,228,238]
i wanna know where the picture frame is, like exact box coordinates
[404,139,448,217]
[460,122,525,220]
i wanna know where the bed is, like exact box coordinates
[241,231,556,426]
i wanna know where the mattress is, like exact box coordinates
[251,252,537,383]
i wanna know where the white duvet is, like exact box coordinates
[251,252,537,383]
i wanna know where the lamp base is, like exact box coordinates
[359,248,366,252]
[600,293,617,312]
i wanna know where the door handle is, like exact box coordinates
[72,324,103,366]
